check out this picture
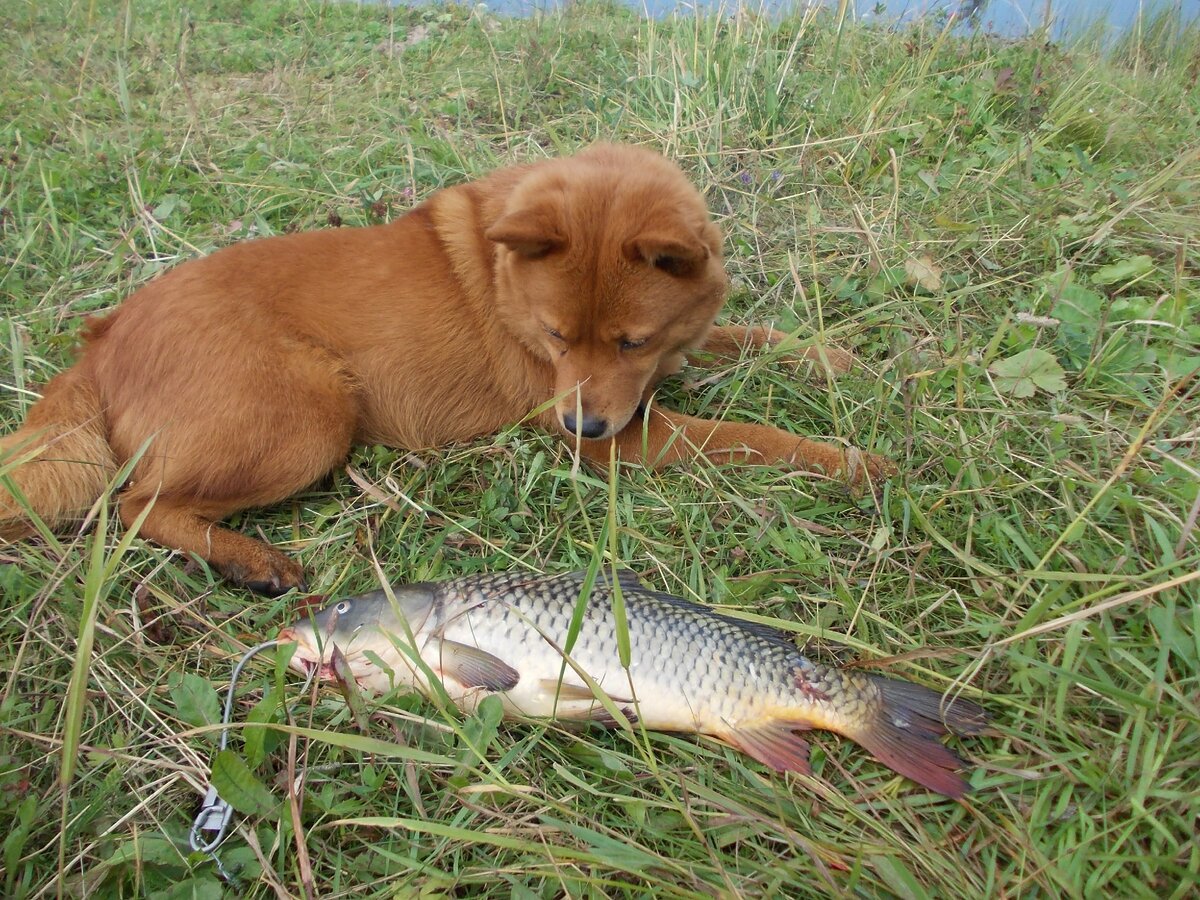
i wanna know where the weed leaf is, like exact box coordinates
[151,875,224,900]
[989,348,1068,397]
[169,673,221,731]
[1091,255,1153,286]
[209,750,279,818]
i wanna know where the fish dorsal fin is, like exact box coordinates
[634,588,801,651]
[433,639,520,692]
[547,568,646,594]
[553,572,800,652]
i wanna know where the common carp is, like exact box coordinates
[278,569,987,797]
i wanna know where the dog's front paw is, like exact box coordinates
[843,447,899,497]
[788,438,898,492]
[754,328,857,379]
[796,344,856,379]
[221,552,309,597]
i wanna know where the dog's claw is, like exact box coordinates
[224,555,308,597]
[844,449,898,500]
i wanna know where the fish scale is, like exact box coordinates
[279,568,988,797]
[443,571,807,717]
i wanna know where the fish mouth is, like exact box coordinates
[291,656,338,681]
[277,627,334,681]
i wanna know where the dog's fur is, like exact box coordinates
[0,144,892,593]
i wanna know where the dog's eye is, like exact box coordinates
[620,337,647,351]
[543,326,565,342]
[652,255,691,277]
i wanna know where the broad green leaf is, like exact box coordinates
[866,266,907,299]
[100,835,183,868]
[169,673,221,731]
[3,796,38,885]
[1091,254,1153,286]
[477,692,505,730]
[147,875,224,900]
[244,685,282,769]
[1051,281,1104,327]
[458,694,505,766]
[1049,280,1106,368]
[1155,350,1200,380]
[933,213,978,232]
[209,750,279,818]
[151,194,180,222]
[989,348,1068,397]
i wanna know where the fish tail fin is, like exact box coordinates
[714,674,986,796]
[845,675,988,798]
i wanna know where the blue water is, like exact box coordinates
[852,0,1199,39]
[466,0,1200,39]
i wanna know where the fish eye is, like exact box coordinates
[335,601,351,614]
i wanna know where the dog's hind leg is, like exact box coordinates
[119,494,310,595]
[107,342,359,594]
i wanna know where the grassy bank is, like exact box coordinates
[2,0,1198,896]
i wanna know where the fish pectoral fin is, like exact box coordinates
[534,679,634,704]
[590,706,638,729]
[722,720,814,774]
[534,680,638,727]
[435,640,520,692]
[535,680,600,702]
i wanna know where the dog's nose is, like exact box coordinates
[561,412,608,439]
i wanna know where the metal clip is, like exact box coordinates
[187,638,286,878]
[185,636,317,881]
[189,785,234,853]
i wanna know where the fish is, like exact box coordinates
[277,569,987,797]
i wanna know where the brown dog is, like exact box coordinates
[0,144,892,594]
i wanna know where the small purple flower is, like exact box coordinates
[771,170,782,182]
[738,171,753,185]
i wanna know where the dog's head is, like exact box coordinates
[486,145,729,442]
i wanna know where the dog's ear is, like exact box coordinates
[486,205,566,259]
[625,230,710,278]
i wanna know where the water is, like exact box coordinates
[858,0,1199,40]
[463,0,1200,39]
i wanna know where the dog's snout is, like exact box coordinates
[561,412,608,440]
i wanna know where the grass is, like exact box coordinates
[1,0,1199,895]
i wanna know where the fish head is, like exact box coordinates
[277,584,438,684]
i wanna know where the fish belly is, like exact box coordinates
[432,609,733,733]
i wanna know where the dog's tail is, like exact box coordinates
[0,366,117,541]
